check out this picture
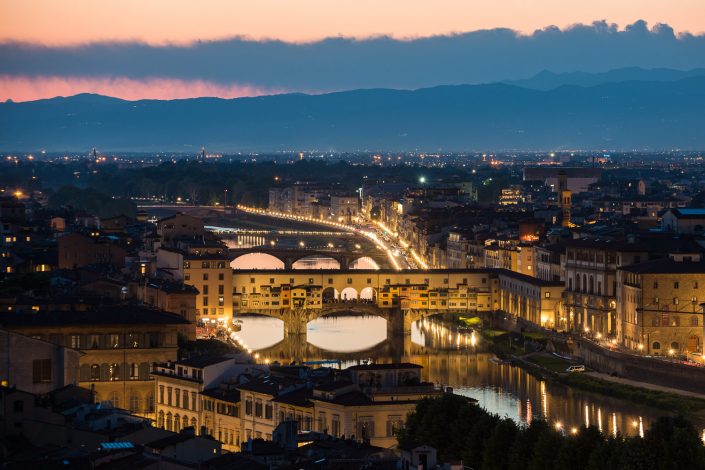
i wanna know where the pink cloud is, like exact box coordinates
[0,75,284,101]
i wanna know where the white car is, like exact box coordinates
[566,365,586,373]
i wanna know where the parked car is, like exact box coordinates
[566,365,586,373]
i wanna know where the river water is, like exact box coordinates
[233,314,703,438]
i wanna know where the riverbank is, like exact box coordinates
[481,328,705,415]
[518,351,705,415]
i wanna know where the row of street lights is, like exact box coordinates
[237,204,403,270]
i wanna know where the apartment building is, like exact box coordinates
[446,231,473,269]
[0,329,81,395]
[534,243,565,282]
[661,208,705,235]
[496,271,565,330]
[152,355,259,435]
[330,195,360,224]
[133,280,198,340]
[57,231,127,269]
[311,364,443,448]
[157,243,233,325]
[563,236,704,337]
[237,375,309,442]
[1,306,188,416]
[201,385,242,451]
[618,258,705,355]
[483,239,519,271]
[156,213,205,247]
[563,239,633,337]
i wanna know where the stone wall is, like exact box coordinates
[570,338,705,394]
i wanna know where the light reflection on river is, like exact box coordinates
[233,314,699,438]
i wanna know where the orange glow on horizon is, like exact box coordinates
[0,0,703,47]
[0,75,286,102]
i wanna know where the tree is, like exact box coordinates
[586,437,625,470]
[573,426,604,470]
[508,420,550,470]
[527,428,563,470]
[462,413,500,469]
[481,418,518,470]
[398,394,484,462]
[619,437,657,470]
[644,416,705,470]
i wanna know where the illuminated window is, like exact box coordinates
[109,363,121,381]
[90,364,100,380]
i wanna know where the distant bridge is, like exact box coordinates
[229,246,389,270]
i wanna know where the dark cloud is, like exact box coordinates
[1,20,704,91]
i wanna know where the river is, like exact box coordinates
[233,313,703,438]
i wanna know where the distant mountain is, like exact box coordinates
[502,67,705,90]
[1,78,704,151]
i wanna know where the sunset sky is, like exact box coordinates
[2,0,704,44]
[1,0,704,101]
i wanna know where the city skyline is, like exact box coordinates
[3,2,705,468]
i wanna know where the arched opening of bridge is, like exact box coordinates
[231,315,284,350]
[307,315,387,353]
[231,253,285,270]
[349,256,380,270]
[223,235,267,249]
[322,287,340,303]
[340,287,359,301]
[292,256,341,270]
[359,287,376,302]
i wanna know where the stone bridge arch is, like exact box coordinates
[230,248,350,270]
[229,248,388,270]
[292,255,341,270]
[236,303,404,337]
[348,256,382,270]
[231,252,285,270]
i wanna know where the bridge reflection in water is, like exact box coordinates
[234,313,691,438]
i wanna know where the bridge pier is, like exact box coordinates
[282,309,308,337]
[386,308,416,336]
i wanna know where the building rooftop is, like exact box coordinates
[494,269,564,287]
[620,259,705,275]
[201,386,241,404]
[237,375,305,396]
[271,387,313,408]
[669,208,705,218]
[146,431,209,450]
[147,280,199,294]
[178,355,234,369]
[0,306,190,327]
[313,379,354,392]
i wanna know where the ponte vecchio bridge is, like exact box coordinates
[231,268,500,336]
